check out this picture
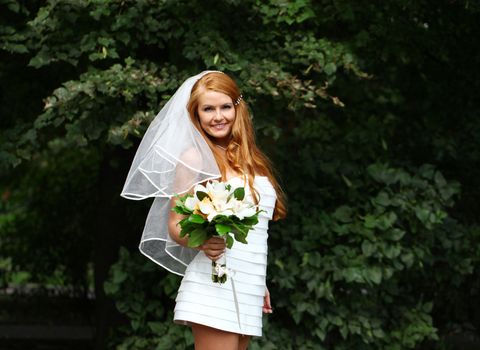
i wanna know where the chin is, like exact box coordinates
[208,130,231,139]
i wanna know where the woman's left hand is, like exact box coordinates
[263,286,272,314]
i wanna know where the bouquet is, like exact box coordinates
[172,180,261,283]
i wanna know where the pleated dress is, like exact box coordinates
[173,175,276,336]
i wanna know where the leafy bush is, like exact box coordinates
[104,247,194,350]
[2,0,480,349]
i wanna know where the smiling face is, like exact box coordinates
[196,90,236,147]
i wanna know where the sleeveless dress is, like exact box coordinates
[173,175,276,337]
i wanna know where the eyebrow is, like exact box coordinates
[201,102,233,108]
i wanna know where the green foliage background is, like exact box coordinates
[1,0,480,349]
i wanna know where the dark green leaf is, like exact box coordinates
[233,231,248,244]
[225,234,234,249]
[187,229,208,248]
[188,214,206,224]
[215,223,231,235]
[233,187,245,200]
[196,191,209,201]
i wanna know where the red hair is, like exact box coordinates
[187,72,286,220]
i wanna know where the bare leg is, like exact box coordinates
[238,334,251,350]
[191,323,241,350]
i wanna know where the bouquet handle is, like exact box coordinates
[211,254,227,283]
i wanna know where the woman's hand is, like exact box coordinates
[198,236,226,261]
[263,286,273,314]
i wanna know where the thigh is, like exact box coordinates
[238,334,251,350]
[191,323,240,350]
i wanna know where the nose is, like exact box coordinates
[213,107,223,121]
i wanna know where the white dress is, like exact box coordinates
[173,175,277,336]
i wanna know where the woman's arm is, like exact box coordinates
[168,197,190,247]
[263,286,272,314]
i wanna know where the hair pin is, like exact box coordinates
[234,94,243,106]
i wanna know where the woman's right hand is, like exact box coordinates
[198,236,226,261]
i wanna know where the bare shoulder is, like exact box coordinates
[178,147,203,168]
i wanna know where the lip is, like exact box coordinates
[211,123,227,130]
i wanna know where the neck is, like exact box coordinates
[215,144,227,151]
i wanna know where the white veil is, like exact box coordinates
[121,71,221,276]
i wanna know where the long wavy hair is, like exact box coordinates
[187,72,286,221]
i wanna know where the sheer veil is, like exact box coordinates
[121,71,221,276]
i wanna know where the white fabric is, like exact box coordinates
[120,71,222,276]
[174,176,277,337]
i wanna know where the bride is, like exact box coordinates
[122,71,286,350]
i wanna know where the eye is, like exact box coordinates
[222,104,232,109]
[203,106,213,112]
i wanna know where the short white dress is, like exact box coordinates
[173,175,277,336]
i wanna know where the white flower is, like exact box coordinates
[229,199,257,219]
[193,183,208,196]
[198,197,214,214]
[236,206,257,220]
[197,197,221,222]
[190,180,257,221]
[215,263,228,277]
[184,196,199,211]
[206,180,232,202]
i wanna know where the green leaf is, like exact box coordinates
[240,215,259,226]
[187,229,208,248]
[367,266,382,284]
[372,328,385,338]
[215,223,231,235]
[401,252,415,268]
[148,322,164,334]
[113,269,127,284]
[324,62,337,75]
[361,240,376,257]
[233,187,245,200]
[233,231,248,244]
[415,206,431,225]
[179,221,198,237]
[385,228,406,241]
[374,192,391,206]
[196,191,209,201]
[383,244,401,259]
[131,320,140,331]
[232,223,247,235]
[226,234,234,248]
[364,215,376,229]
[377,212,397,230]
[188,214,206,224]
[329,315,343,326]
[343,267,363,283]
[11,271,31,285]
[341,174,352,187]
[172,206,191,215]
[333,205,353,223]
[339,324,349,339]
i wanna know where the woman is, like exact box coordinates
[121,71,286,350]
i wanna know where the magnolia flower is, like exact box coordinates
[184,196,199,211]
[212,197,233,214]
[229,198,257,220]
[194,183,208,195]
[188,180,257,221]
[197,197,223,222]
[206,181,232,201]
